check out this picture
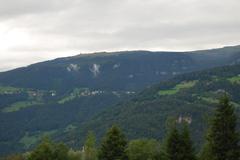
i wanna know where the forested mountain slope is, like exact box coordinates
[0,45,240,92]
[0,45,240,155]
[68,64,240,149]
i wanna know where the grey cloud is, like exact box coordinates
[0,0,240,71]
[0,0,77,20]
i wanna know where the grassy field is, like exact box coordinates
[2,101,42,113]
[200,96,240,108]
[200,97,219,104]
[58,88,89,104]
[158,81,197,96]
[0,86,22,94]
[228,76,240,84]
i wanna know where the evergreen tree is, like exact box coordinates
[52,143,69,160]
[28,137,54,160]
[199,142,214,160]
[83,131,97,160]
[127,139,163,160]
[207,95,240,160]
[165,124,182,160]
[99,125,128,160]
[165,122,196,160]
[27,137,69,160]
[179,124,196,160]
[68,149,82,160]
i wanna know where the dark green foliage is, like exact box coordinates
[1,109,239,160]
[52,143,69,160]
[27,138,68,160]
[165,125,182,160]
[198,142,214,160]
[67,150,82,160]
[127,139,163,160]
[206,95,240,160]
[99,125,128,160]
[75,63,240,151]
[164,124,196,160]
[83,131,97,160]
[2,154,25,160]
[180,124,196,160]
[0,91,128,155]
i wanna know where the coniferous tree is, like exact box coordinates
[27,137,69,160]
[99,125,128,160]
[52,143,69,160]
[68,149,82,160]
[28,137,54,160]
[165,124,182,160]
[83,131,97,160]
[207,95,240,160]
[179,124,196,160]
[199,142,214,160]
[127,139,163,160]
[165,122,196,160]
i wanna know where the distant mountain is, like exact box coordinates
[0,45,240,92]
[0,45,240,155]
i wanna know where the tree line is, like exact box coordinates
[2,95,239,160]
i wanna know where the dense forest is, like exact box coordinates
[1,95,239,160]
[1,46,240,155]
[66,64,240,149]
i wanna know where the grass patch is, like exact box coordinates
[64,124,77,132]
[158,81,197,96]
[200,97,219,104]
[228,76,240,84]
[2,101,42,113]
[0,86,22,94]
[19,133,39,149]
[200,96,240,108]
[58,88,89,104]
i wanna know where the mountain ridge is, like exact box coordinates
[1,44,240,74]
[0,45,240,155]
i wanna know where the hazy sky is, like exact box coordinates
[0,0,240,71]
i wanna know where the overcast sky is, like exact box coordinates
[0,0,240,71]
